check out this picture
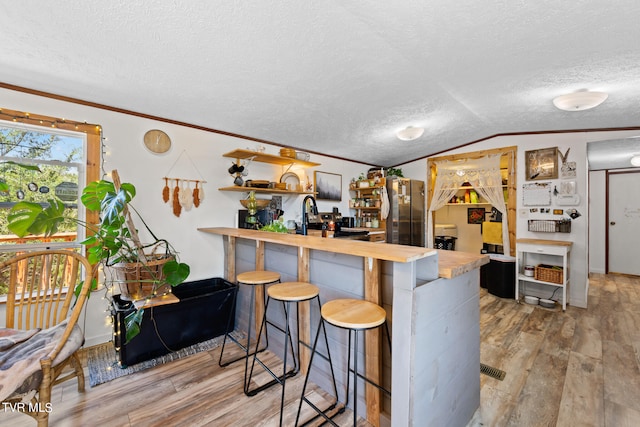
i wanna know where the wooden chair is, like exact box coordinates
[0,249,94,427]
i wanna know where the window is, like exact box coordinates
[0,108,101,294]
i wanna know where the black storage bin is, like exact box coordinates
[480,261,489,289]
[484,255,516,298]
[435,236,456,250]
[112,277,237,367]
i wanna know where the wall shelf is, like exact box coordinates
[349,178,386,229]
[218,186,315,195]
[222,149,320,168]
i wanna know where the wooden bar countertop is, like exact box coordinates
[198,227,488,279]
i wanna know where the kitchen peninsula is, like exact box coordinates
[199,227,488,426]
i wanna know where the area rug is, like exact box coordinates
[87,334,230,387]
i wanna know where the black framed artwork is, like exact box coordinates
[314,171,342,201]
[468,207,486,224]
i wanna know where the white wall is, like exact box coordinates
[0,87,376,345]
[400,130,640,309]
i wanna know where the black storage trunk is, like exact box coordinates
[112,277,237,367]
[483,255,516,298]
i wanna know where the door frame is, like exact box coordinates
[605,169,640,274]
[427,146,517,255]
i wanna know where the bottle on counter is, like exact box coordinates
[365,213,372,228]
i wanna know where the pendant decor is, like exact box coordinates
[162,150,207,218]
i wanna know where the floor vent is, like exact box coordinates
[480,363,506,381]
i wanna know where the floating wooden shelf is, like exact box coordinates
[218,186,315,195]
[222,149,320,168]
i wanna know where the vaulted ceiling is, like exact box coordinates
[2,1,640,167]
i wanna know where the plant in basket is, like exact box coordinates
[7,169,190,343]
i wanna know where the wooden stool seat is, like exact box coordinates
[268,282,319,302]
[321,298,387,330]
[237,270,281,285]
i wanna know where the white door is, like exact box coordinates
[608,171,640,275]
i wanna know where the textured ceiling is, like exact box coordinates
[2,1,640,166]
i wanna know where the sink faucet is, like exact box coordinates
[301,195,318,236]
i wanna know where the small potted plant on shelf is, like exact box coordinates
[356,172,370,188]
[7,169,190,343]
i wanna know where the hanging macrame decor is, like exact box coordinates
[163,150,207,217]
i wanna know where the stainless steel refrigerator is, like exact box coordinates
[385,177,425,246]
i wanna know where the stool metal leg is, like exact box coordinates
[245,297,298,398]
[218,282,272,368]
[295,297,341,427]
[352,329,359,426]
[298,318,392,427]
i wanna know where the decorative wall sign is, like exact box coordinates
[559,180,576,195]
[525,147,558,181]
[561,161,576,178]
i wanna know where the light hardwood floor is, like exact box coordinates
[475,273,640,427]
[2,273,639,426]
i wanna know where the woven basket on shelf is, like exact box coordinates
[112,254,174,301]
[534,264,563,284]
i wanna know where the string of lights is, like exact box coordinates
[0,107,101,134]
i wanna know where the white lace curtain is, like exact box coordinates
[428,153,510,255]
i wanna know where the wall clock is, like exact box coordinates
[143,129,171,154]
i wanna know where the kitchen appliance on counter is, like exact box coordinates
[306,210,343,230]
[238,209,272,229]
[386,177,425,247]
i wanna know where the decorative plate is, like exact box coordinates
[279,172,300,191]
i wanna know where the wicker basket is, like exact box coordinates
[112,254,174,301]
[534,264,563,284]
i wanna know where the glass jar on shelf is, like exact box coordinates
[371,214,379,228]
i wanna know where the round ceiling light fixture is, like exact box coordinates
[396,126,425,141]
[630,154,640,167]
[552,90,608,111]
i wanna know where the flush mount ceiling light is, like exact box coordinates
[552,91,608,111]
[396,126,424,141]
[631,155,640,167]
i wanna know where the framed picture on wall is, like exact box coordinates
[314,171,342,201]
[525,147,558,181]
[467,207,486,224]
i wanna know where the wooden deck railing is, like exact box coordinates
[0,232,78,245]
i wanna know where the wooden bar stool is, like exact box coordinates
[246,281,334,427]
[218,270,281,387]
[296,298,391,427]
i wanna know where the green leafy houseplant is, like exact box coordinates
[7,170,190,342]
[259,218,289,233]
[385,167,404,177]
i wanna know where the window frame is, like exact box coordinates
[0,107,101,278]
